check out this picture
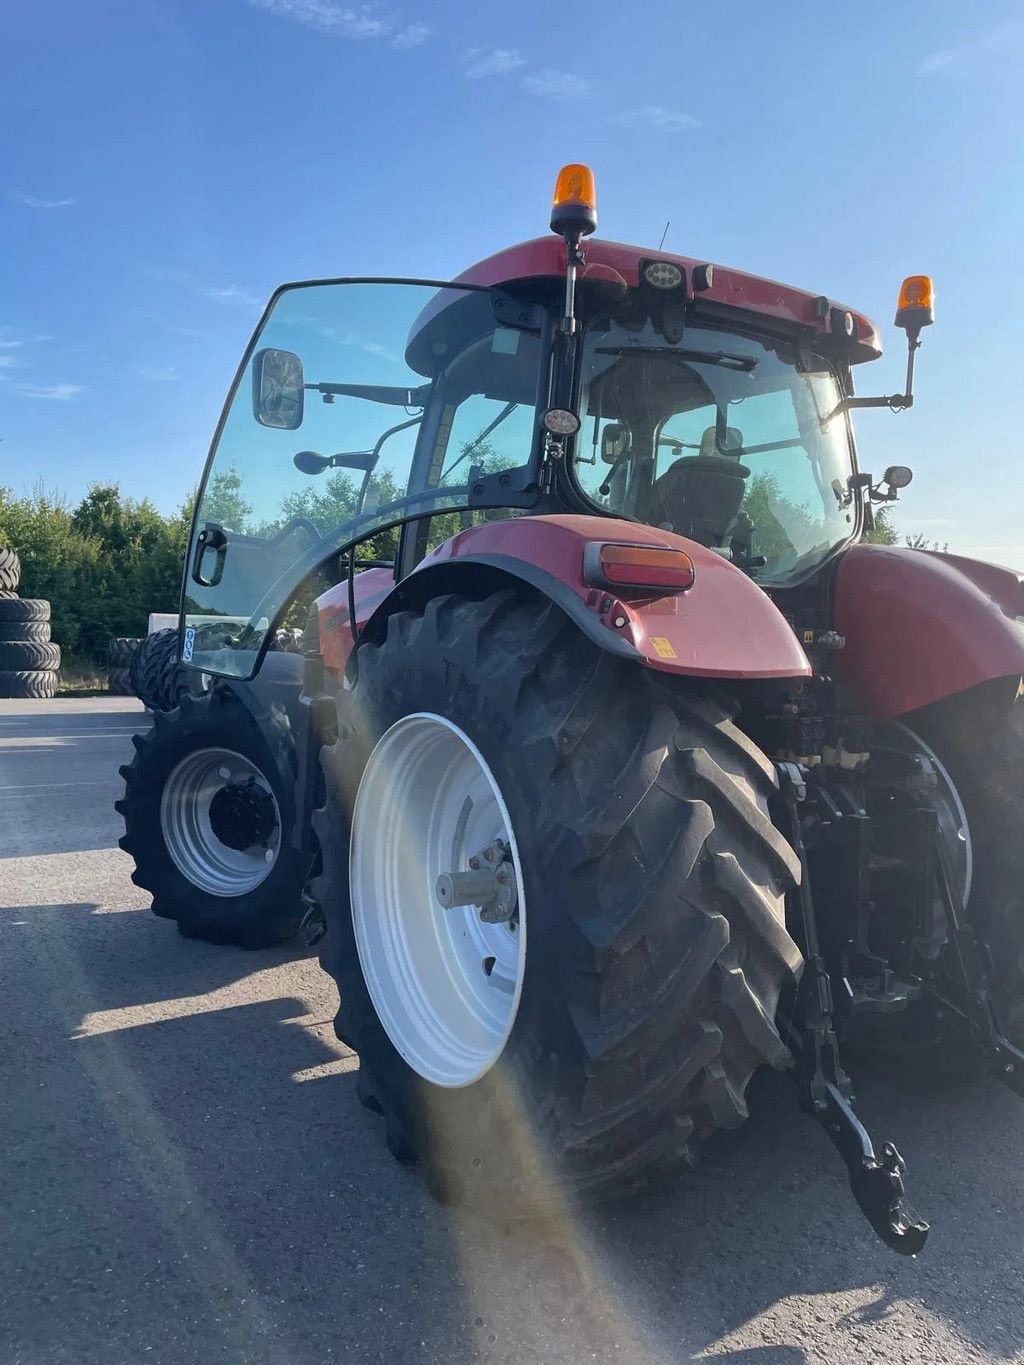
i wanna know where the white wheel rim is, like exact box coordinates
[349,712,527,1088]
[160,746,281,896]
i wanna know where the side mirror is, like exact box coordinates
[600,423,629,463]
[252,348,304,430]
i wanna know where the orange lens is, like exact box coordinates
[898,275,933,311]
[597,543,695,591]
[552,163,596,211]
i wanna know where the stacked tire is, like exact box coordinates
[0,548,60,699]
[108,637,143,696]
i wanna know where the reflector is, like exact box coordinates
[583,542,696,592]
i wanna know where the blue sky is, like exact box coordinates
[2,0,1022,566]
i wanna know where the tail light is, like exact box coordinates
[583,542,696,593]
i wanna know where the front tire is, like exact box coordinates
[314,590,802,1210]
[117,689,305,947]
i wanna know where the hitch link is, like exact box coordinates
[776,762,930,1256]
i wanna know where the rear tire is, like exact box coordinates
[913,685,1024,1040]
[117,689,305,947]
[0,669,58,699]
[314,590,802,1211]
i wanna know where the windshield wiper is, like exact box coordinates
[594,346,758,372]
[441,401,518,481]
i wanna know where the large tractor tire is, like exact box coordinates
[911,685,1024,1041]
[0,547,20,593]
[117,688,305,947]
[131,629,185,711]
[0,640,60,671]
[0,597,49,623]
[0,669,58,699]
[0,619,50,643]
[108,667,134,696]
[314,589,802,1211]
[108,636,143,669]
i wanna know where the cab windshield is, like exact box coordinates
[573,315,857,584]
[184,280,541,677]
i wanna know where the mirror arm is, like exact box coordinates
[305,381,431,408]
[823,327,924,425]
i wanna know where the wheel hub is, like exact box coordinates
[160,746,282,897]
[209,777,278,851]
[435,838,519,924]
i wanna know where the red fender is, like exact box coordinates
[317,515,810,681]
[834,544,1024,718]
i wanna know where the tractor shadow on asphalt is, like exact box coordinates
[8,895,1023,1364]
[4,896,475,1364]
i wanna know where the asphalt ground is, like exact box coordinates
[1,697,1022,1365]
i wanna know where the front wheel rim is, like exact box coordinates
[349,712,527,1088]
[160,746,281,897]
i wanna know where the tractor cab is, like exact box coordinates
[182,166,928,682]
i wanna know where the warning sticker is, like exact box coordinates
[650,636,678,660]
[182,626,195,663]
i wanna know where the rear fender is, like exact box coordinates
[834,544,1024,718]
[321,515,810,680]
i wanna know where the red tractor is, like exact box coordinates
[119,166,1024,1253]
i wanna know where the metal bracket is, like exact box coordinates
[775,762,930,1256]
[915,836,1024,1102]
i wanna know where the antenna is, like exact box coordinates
[658,220,670,251]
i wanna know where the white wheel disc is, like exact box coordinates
[349,712,527,1088]
[160,746,281,897]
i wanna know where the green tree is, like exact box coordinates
[861,506,899,545]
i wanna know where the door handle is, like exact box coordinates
[191,522,228,588]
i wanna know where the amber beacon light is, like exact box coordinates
[550,163,598,239]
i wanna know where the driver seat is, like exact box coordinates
[643,428,750,547]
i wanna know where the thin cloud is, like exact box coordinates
[202,284,263,309]
[522,69,589,100]
[137,365,178,382]
[391,21,429,47]
[917,48,956,77]
[0,355,24,370]
[464,47,525,78]
[17,382,85,400]
[248,0,428,45]
[917,19,1024,76]
[612,106,700,132]
[13,191,76,209]
[0,333,52,350]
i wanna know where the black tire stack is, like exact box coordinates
[0,549,60,700]
[108,637,143,696]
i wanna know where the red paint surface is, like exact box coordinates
[317,567,394,676]
[834,544,1024,718]
[420,515,810,679]
[316,519,809,680]
[447,236,881,359]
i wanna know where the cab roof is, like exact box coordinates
[451,236,882,363]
